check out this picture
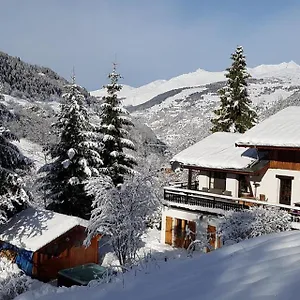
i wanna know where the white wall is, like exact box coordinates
[226,173,239,197]
[192,167,300,205]
[250,168,300,205]
[197,171,209,190]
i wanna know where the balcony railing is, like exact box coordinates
[164,185,300,224]
[164,188,244,211]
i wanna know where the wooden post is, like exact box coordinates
[188,169,192,189]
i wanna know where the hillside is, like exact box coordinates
[15,230,300,300]
[0,51,95,104]
[0,51,167,160]
[0,51,68,101]
[91,61,300,151]
[0,53,170,211]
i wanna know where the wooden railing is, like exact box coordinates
[163,186,300,223]
[164,189,244,211]
[168,181,199,190]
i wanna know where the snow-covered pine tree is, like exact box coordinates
[38,76,102,219]
[99,64,136,186]
[0,92,33,224]
[211,46,257,133]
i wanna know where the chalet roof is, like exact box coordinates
[0,208,88,252]
[171,132,258,170]
[236,106,300,148]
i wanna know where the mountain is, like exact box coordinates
[0,52,168,195]
[0,51,69,101]
[91,61,300,151]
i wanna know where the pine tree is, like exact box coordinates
[211,46,257,133]
[0,91,33,223]
[99,64,136,186]
[38,76,102,219]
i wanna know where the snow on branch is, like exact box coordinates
[85,174,159,266]
[219,206,291,245]
[121,138,135,150]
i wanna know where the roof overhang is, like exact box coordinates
[236,143,300,151]
[179,159,269,175]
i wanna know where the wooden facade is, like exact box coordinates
[32,225,99,282]
[265,149,300,170]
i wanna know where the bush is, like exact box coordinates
[219,206,291,245]
[0,257,33,300]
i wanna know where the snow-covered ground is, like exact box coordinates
[101,228,186,267]
[14,228,186,300]
[0,257,44,300]
[14,230,300,300]
[13,138,45,169]
[1,94,60,112]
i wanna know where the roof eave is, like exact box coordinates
[181,160,269,175]
[236,143,300,151]
[181,164,253,174]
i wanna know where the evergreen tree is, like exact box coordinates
[0,91,33,223]
[39,76,102,219]
[211,46,257,133]
[99,65,136,186]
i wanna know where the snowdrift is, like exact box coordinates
[16,230,300,300]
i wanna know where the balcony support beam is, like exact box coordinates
[188,169,192,190]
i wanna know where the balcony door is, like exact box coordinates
[209,171,226,192]
[277,175,293,205]
[174,219,196,249]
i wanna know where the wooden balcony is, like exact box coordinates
[163,185,300,226]
[164,187,244,211]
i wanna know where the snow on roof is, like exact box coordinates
[171,132,257,170]
[236,106,300,148]
[0,208,88,252]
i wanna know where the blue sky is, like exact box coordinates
[0,0,299,90]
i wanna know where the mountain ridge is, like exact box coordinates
[91,61,300,151]
[91,61,300,107]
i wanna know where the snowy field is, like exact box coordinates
[13,228,186,300]
[14,230,300,300]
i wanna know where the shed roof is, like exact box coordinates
[236,106,300,148]
[0,208,88,252]
[171,132,258,170]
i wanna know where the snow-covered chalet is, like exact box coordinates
[161,106,300,249]
[0,208,100,281]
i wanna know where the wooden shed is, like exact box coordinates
[0,208,100,282]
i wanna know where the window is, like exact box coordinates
[238,175,252,197]
[176,219,186,238]
[276,175,293,205]
[209,172,226,191]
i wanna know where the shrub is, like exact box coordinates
[219,206,291,245]
[0,257,33,300]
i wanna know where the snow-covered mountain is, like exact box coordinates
[91,61,300,151]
